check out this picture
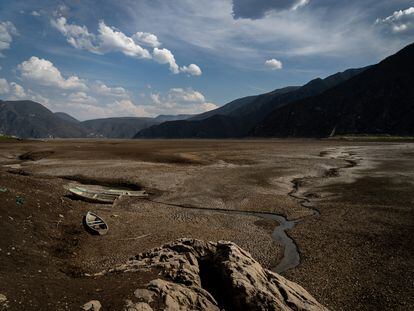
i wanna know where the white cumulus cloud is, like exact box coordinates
[0,78,25,98]
[0,21,17,57]
[51,17,201,75]
[152,47,180,73]
[0,77,49,104]
[9,82,26,98]
[376,7,414,33]
[292,0,309,11]
[26,89,50,105]
[51,17,151,58]
[150,93,161,104]
[132,32,161,47]
[200,102,219,112]
[167,88,205,103]
[147,88,217,115]
[68,91,98,104]
[232,0,310,19]
[153,48,203,76]
[64,98,150,120]
[107,99,149,117]
[51,17,98,52]
[18,56,88,90]
[97,21,152,58]
[265,58,283,70]
[180,64,202,76]
[91,81,129,98]
[0,78,10,94]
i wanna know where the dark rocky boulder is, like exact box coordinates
[97,239,328,311]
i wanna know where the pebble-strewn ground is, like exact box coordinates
[0,139,413,310]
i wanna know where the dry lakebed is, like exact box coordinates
[0,139,413,310]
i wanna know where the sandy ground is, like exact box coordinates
[0,139,413,310]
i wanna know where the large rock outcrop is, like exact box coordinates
[98,239,328,311]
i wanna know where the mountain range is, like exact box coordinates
[0,101,192,138]
[136,43,413,138]
[135,67,368,138]
[1,43,413,139]
[0,100,87,138]
[253,43,414,137]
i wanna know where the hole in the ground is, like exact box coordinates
[60,175,142,191]
[59,264,86,278]
[7,169,31,176]
[323,168,339,178]
[63,193,87,202]
[18,150,54,161]
[198,255,232,310]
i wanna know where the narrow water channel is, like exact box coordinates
[144,199,301,274]
[258,214,299,273]
[143,148,358,274]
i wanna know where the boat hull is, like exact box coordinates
[83,211,108,235]
[69,188,117,204]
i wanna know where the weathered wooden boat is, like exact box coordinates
[83,211,108,235]
[69,187,118,204]
[75,186,148,197]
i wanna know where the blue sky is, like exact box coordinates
[0,0,413,120]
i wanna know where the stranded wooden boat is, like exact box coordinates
[74,186,148,197]
[83,211,108,235]
[69,187,118,204]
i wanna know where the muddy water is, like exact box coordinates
[144,198,300,273]
[258,213,299,273]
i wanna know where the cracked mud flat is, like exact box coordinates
[0,139,413,310]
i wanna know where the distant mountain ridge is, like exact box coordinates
[135,67,368,138]
[253,43,414,137]
[54,112,80,124]
[0,100,87,138]
[137,44,414,138]
[82,117,159,138]
[0,101,192,138]
[155,114,194,122]
[2,44,413,139]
